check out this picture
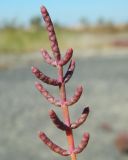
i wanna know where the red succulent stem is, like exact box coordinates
[58,65,77,160]
[40,8,77,158]
[35,5,90,160]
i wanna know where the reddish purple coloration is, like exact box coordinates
[40,6,60,61]
[64,60,75,83]
[32,66,59,86]
[49,109,70,131]
[39,132,70,156]
[71,107,89,129]
[74,133,90,154]
[59,48,73,66]
[35,82,61,107]
[65,86,83,106]
[32,5,90,160]
[41,49,57,66]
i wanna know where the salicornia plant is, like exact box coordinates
[32,6,90,160]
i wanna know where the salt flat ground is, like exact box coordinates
[0,53,128,160]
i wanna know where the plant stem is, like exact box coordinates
[58,65,77,160]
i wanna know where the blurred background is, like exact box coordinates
[0,0,128,160]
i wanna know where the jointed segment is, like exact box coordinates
[35,82,61,107]
[39,132,70,156]
[64,60,76,83]
[71,107,89,129]
[41,49,57,66]
[32,66,60,86]
[65,86,83,106]
[40,6,60,61]
[74,133,90,154]
[59,48,73,66]
[49,109,70,131]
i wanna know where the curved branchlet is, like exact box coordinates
[32,67,60,86]
[74,133,90,154]
[41,6,60,61]
[39,132,70,156]
[35,82,61,107]
[59,48,73,66]
[65,86,83,106]
[41,49,57,67]
[64,60,75,83]
[49,109,70,131]
[71,107,89,129]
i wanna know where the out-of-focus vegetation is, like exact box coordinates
[0,16,128,54]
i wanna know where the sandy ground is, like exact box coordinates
[0,51,128,160]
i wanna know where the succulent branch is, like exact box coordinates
[39,132,70,156]
[65,86,83,106]
[32,5,90,160]
[64,60,75,83]
[49,109,70,131]
[74,133,90,154]
[41,49,57,67]
[35,82,61,107]
[32,66,60,86]
[71,107,89,129]
[59,48,73,66]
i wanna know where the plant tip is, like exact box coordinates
[40,6,47,13]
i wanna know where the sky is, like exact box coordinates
[0,0,128,26]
